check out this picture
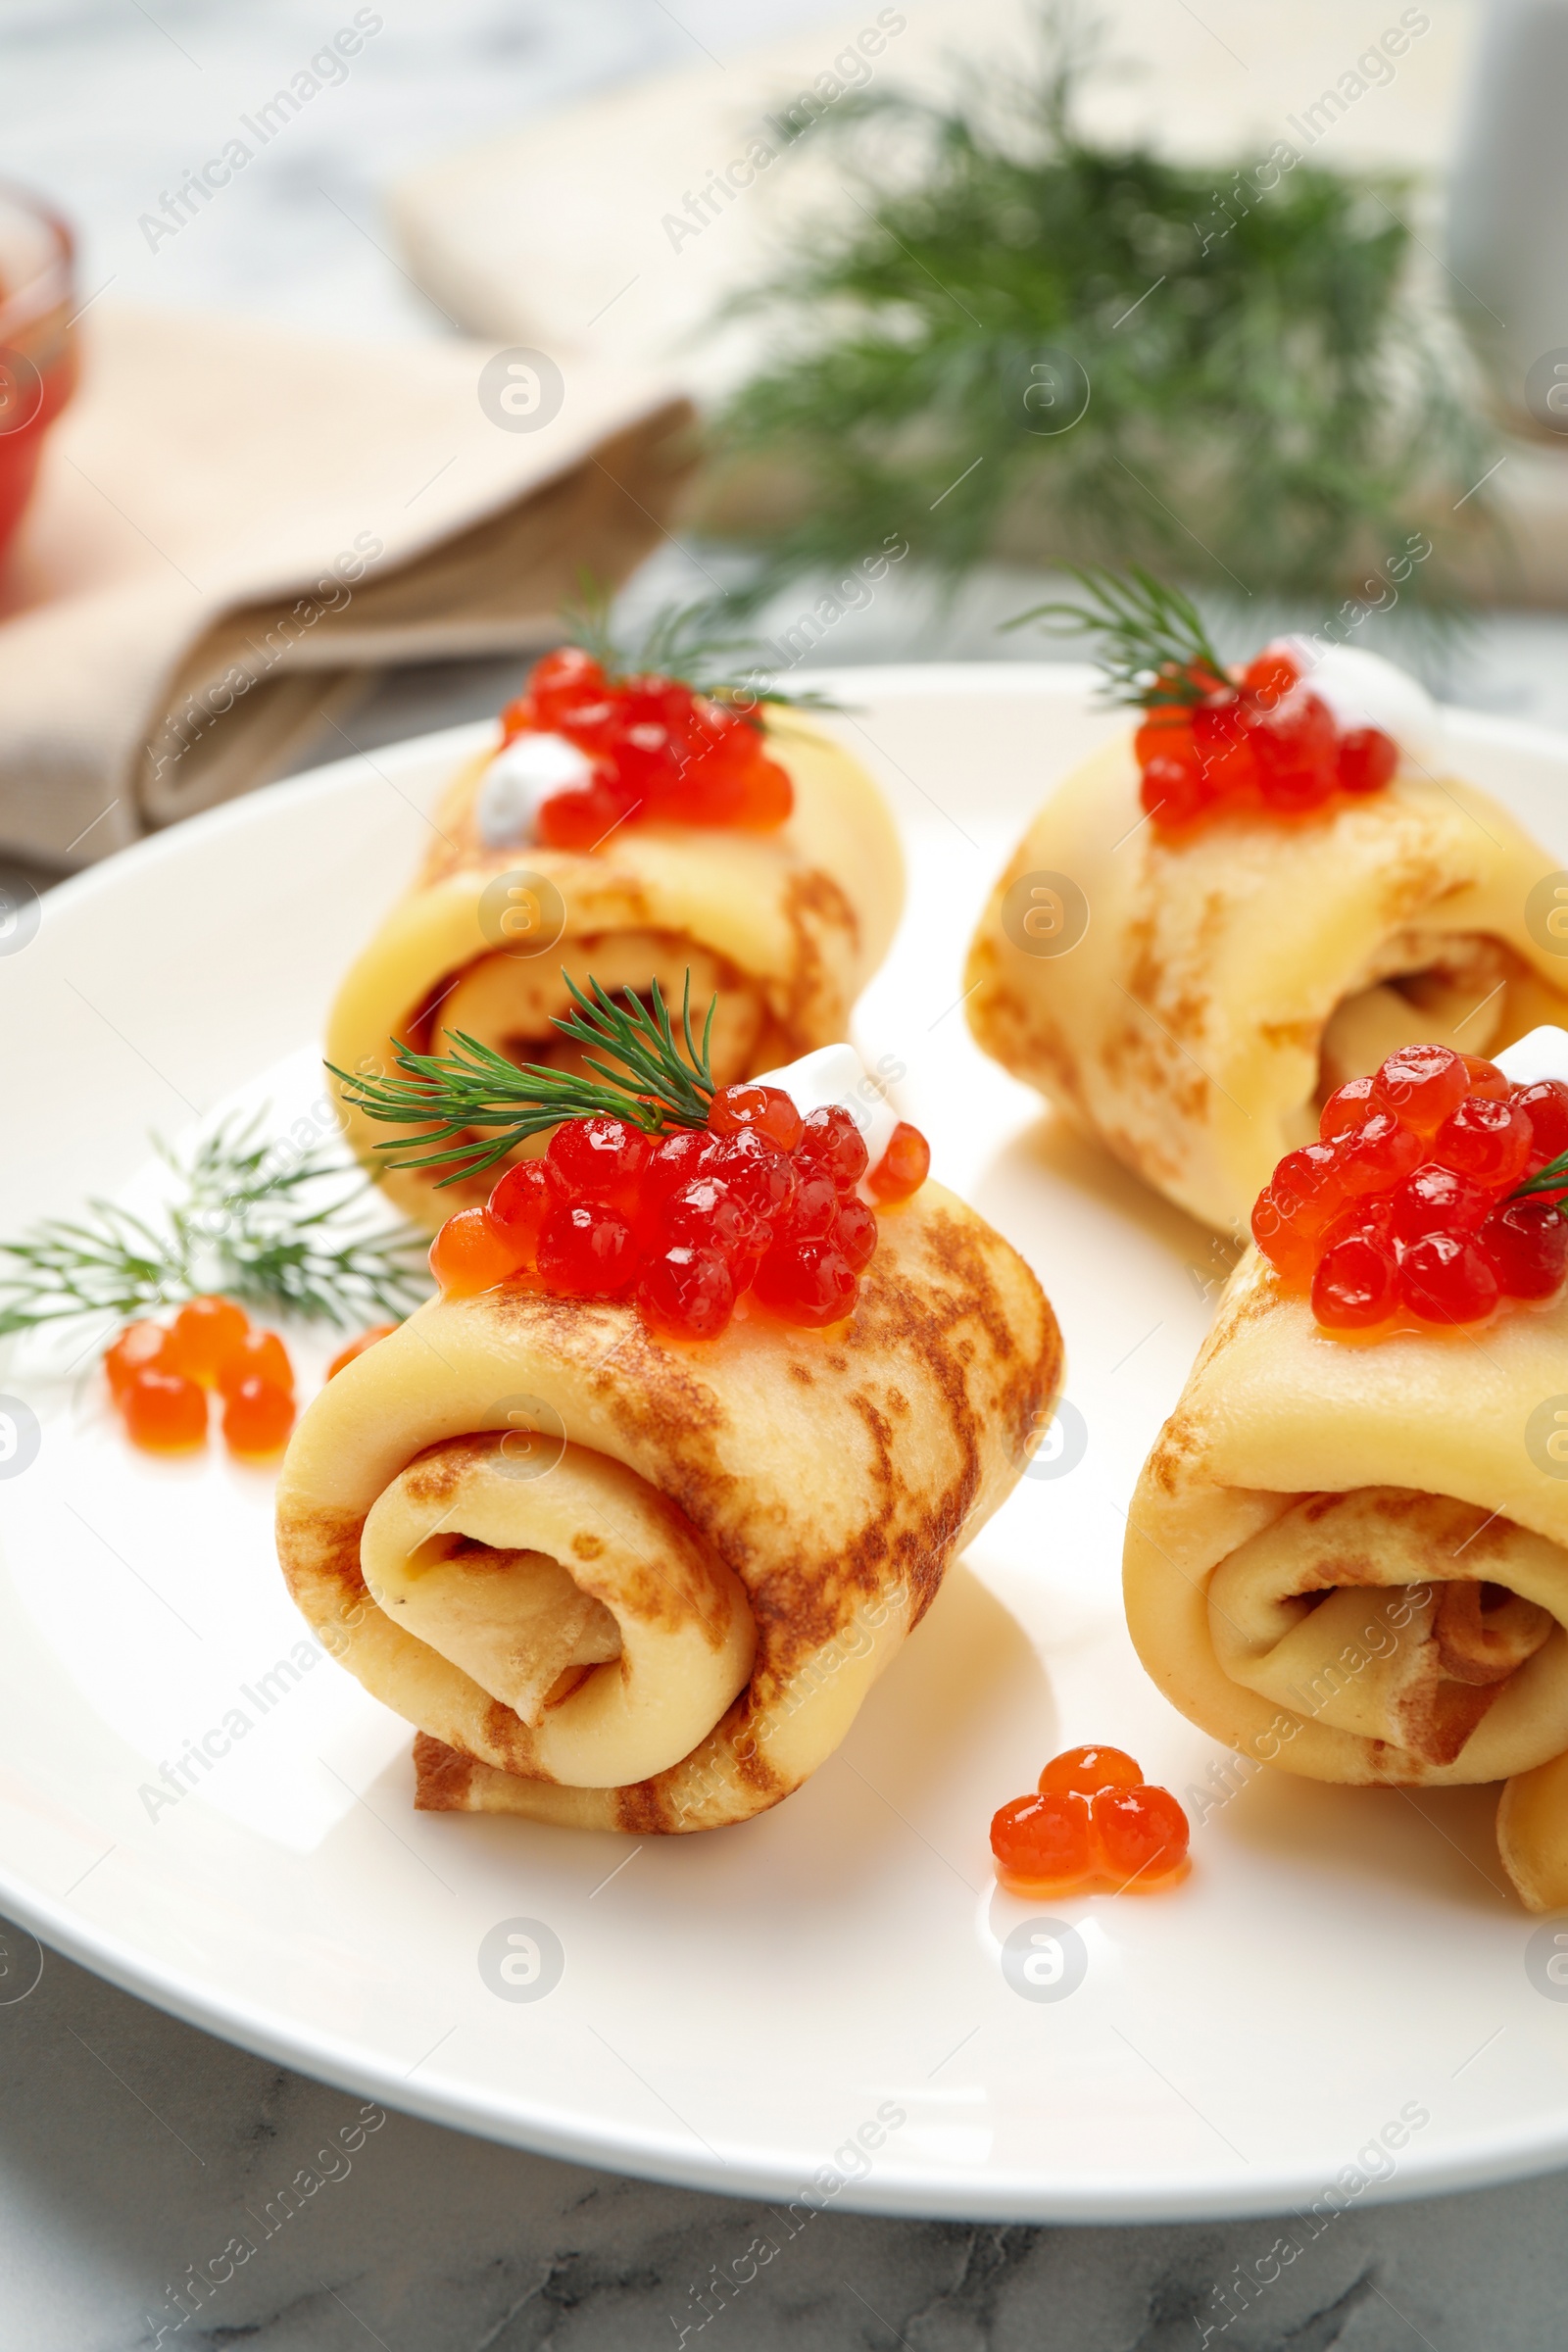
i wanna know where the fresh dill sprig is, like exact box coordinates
[1508,1152,1568,1206]
[331,971,717,1187]
[1004,565,1232,707]
[560,576,844,713]
[0,1109,431,1339]
[703,4,1494,614]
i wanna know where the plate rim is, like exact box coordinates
[11,662,1568,2223]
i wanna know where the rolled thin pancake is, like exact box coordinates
[1123,1249,1568,1906]
[964,737,1568,1234]
[276,1182,1058,1832]
[326,707,904,1228]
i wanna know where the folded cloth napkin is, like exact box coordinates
[0,305,694,865]
[387,0,1464,390]
[387,0,1568,606]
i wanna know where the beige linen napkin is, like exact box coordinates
[0,306,694,865]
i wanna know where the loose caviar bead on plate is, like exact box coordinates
[1092,1786,1191,1885]
[105,1318,178,1400]
[991,1747,1190,1894]
[1038,1744,1143,1798]
[167,1294,249,1384]
[122,1367,208,1452]
[990,1792,1092,1888]
[216,1328,294,1401]
[221,1377,295,1458]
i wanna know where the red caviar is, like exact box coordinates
[496,649,794,847]
[868,1121,931,1203]
[122,1366,208,1452]
[991,1747,1190,1894]
[429,1094,933,1340]
[167,1294,249,1384]
[1251,1043,1568,1335]
[106,1305,304,1463]
[427,1205,527,1298]
[707,1083,805,1154]
[216,1328,294,1400]
[1133,640,1398,833]
[221,1376,295,1458]
[105,1318,178,1401]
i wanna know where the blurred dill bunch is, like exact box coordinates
[703,5,1496,614]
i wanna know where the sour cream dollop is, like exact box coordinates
[1284,642,1447,775]
[759,1042,901,1187]
[476,732,595,849]
[1495,1027,1568,1089]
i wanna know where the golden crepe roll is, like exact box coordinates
[966,645,1568,1235]
[276,1066,1059,1836]
[328,687,904,1230]
[1123,1023,1568,1910]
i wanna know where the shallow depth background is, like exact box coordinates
[6,2,1568,2345]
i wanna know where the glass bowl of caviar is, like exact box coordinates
[0,183,76,570]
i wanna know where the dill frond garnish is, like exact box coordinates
[0,1110,430,1337]
[331,972,717,1187]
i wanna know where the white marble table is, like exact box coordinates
[7,3,1568,2344]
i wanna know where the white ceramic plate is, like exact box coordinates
[6,666,1568,2225]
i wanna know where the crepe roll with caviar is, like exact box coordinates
[281,1007,1058,1834]
[1124,1029,1568,1909]
[966,571,1568,1235]
[327,623,903,1231]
